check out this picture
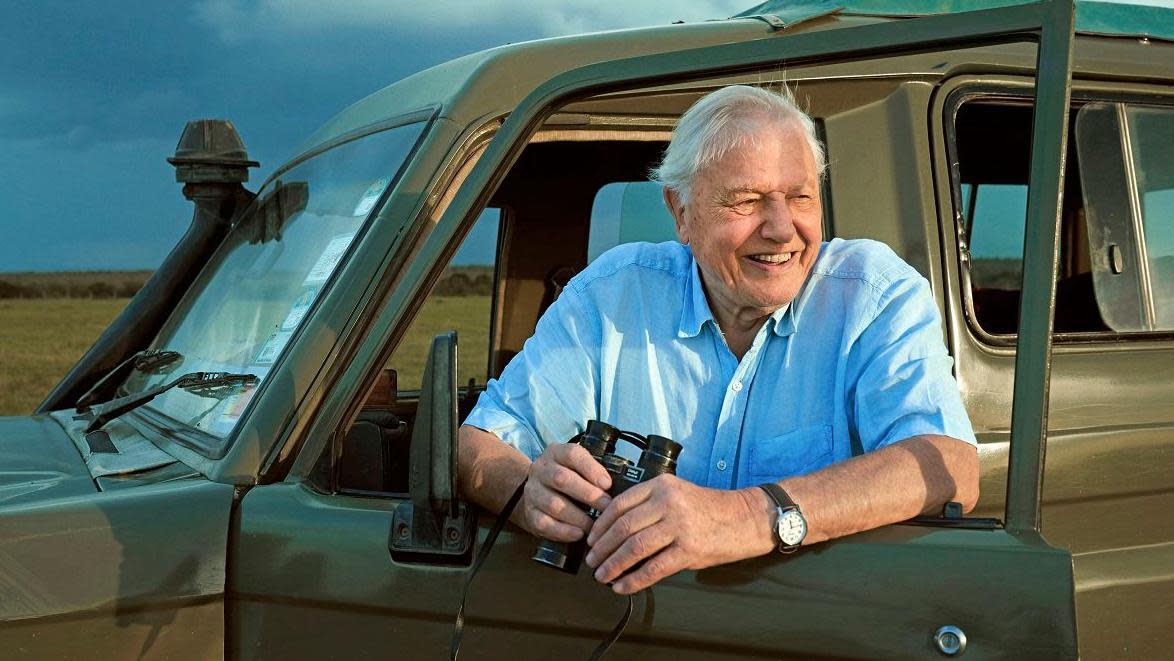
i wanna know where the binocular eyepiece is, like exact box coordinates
[533,420,682,574]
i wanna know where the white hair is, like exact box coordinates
[651,84,826,203]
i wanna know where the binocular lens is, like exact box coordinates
[533,542,578,572]
[645,435,683,462]
[581,420,619,458]
[640,434,683,475]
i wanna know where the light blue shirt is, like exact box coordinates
[465,239,976,489]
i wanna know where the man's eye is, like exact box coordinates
[730,198,757,213]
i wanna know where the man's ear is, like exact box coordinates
[663,186,690,245]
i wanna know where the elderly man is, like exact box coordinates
[459,84,978,595]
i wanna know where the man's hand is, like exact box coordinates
[584,475,767,595]
[521,443,614,542]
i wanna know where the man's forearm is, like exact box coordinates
[768,434,979,546]
[458,425,532,528]
[583,435,977,593]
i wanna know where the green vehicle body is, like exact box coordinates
[3,1,1171,658]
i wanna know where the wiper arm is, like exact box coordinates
[84,371,257,434]
[75,349,183,413]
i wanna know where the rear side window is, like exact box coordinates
[1135,111,1174,284]
[952,97,1174,340]
[1119,105,1174,329]
[1136,126,1174,329]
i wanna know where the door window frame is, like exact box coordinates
[286,1,1078,538]
[945,83,1174,347]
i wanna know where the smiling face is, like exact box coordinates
[665,118,823,332]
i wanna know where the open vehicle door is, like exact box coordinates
[231,2,1080,658]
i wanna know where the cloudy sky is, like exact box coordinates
[3,1,1169,272]
[0,0,745,273]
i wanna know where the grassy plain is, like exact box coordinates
[0,298,129,415]
[0,294,490,417]
[388,295,492,390]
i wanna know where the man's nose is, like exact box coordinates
[759,195,796,243]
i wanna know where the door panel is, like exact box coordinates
[234,483,1076,660]
[1045,427,1174,660]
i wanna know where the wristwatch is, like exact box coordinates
[758,483,807,553]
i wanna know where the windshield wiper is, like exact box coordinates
[84,371,257,434]
[75,349,183,413]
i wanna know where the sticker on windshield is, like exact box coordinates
[255,330,294,365]
[208,383,258,437]
[303,233,356,286]
[281,287,318,331]
[353,178,390,217]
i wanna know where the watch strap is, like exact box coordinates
[758,482,797,511]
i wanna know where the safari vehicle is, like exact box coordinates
[4,0,1172,658]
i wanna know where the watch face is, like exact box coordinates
[778,509,807,546]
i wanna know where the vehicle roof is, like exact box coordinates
[292,1,1170,166]
[736,0,1174,42]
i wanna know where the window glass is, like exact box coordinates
[387,208,500,390]
[1076,102,1174,332]
[1126,106,1174,329]
[1076,103,1148,332]
[122,120,427,443]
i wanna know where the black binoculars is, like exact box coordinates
[533,420,683,574]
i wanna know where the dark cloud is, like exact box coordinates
[0,2,549,270]
[0,1,740,271]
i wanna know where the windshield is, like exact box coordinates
[122,119,427,444]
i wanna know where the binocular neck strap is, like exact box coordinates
[589,595,634,661]
[452,478,528,661]
[450,477,635,661]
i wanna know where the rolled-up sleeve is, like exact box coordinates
[464,286,600,460]
[846,265,977,452]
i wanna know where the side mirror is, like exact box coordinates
[388,332,476,564]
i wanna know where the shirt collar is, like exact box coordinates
[677,255,713,338]
[769,300,794,337]
[677,249,801,339]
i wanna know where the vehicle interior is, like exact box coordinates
[321,111,681,496]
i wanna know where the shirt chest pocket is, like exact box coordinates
[746,424,834,484]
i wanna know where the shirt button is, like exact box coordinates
[717,459,728,470]
[731,381,743,392]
